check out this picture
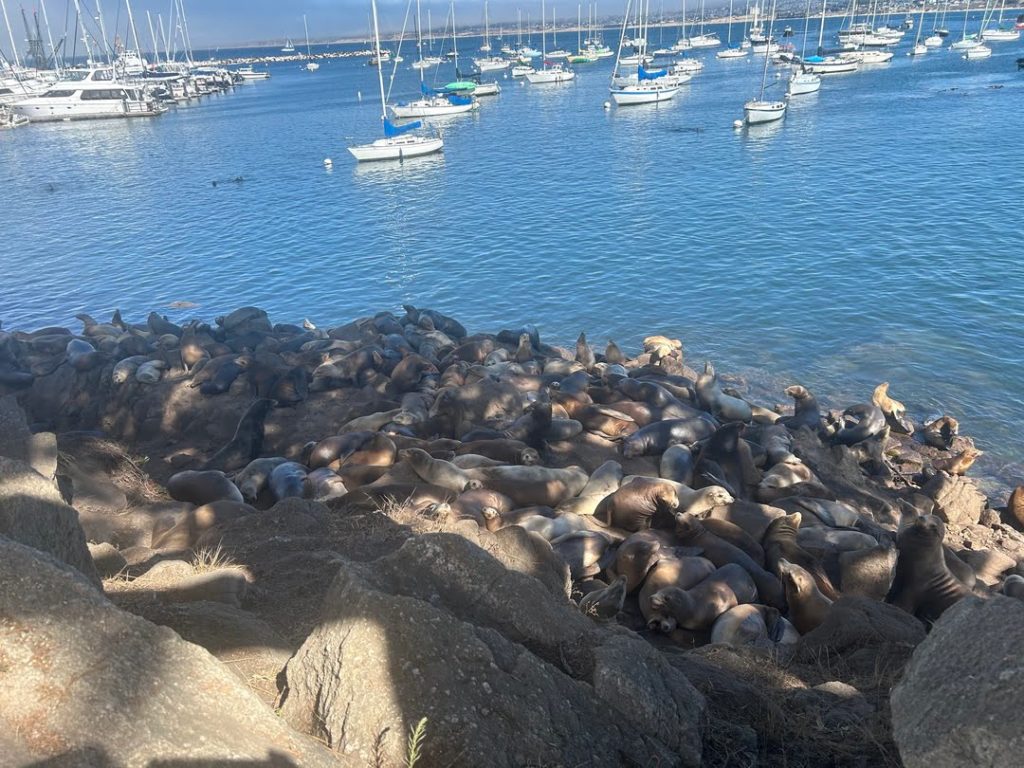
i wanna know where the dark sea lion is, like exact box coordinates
[777,559,833,634]
[649,563,758,631]
[781,385,823,431]
[233,456,289,502]
[551,530,612,579]
[304,467,348,500]
[269,461,308,501]
[575,331,596,370]
[202,398,275,472]
[464,465,588,507]
[932,447,982,475]
[593,477,679,532]
[168,470,244,506]
[699,517,765,566]
[694,422,761,500]
[269,365,309,406]
[762,513,839,600]
[1001,574,1024,600]
[674,512,786,609]
[147,311,182,338]
[707,501,787,540]
[579,574,627,621]
[659,444,695,485]
[66,338,100,371]
[920,416,958,450]
[620,417,717,458]
[604,340,625,366]
[886,514,971,625]
[833,404,886,446]
[401,447,480,492]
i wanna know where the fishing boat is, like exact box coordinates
[788,0,820,95]
[526,0,577,83]
[303,16,319,71]
[744,0,786,124]
[512,64,536,76]
[716,0,748,58]
[12,68,166,121]
[349,0,443,162]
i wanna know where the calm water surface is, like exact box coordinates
[2,17,1022,496]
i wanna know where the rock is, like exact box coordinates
[790,680,874,729]
[159,568,250,607]
[0,456,100,588]
[28,431,59,479]
[891,596,1024,768]
[63,460,129,513]
[280,534,704,767]
[87,542,127,578]
[962,548,1016,586]
[0,394,32,460]
[0,535,343,767]
[922,471,986,526]
[132,557,195,584]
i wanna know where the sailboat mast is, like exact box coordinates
[38,0,60,70]
[541,0,547,58]
[799,0,811,57]
[727,0,733,45]
[0,0,21,68]
[610,0,633,80]
[817,0,826,52]
[484,0,490,48]
[553,4,557,48]
[415,0,424,82]
[758,0,776,98]
[125,0,143,63]
[304,14,312,58]
[146,11,160,64]
[578,3,581,52]
[371,0,387,124]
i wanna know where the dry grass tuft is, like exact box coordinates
[191,544,239,573]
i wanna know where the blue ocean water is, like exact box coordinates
[2,15,1023,495]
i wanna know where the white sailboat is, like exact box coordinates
[281,37,295,53]
[609,0,683,104]
[800,0,859,74]
[908,0,929,55]
[982,0,1020,40]
[526,0,577,83]
[303,15,319,71]
[951,0,983,49]
[475,0,509,70]
[744,0,786,124]
[349,0,443,162]
[788,0,820,95]
[716,0,749,57]
[688,0,722,47]
[547,5,572,58]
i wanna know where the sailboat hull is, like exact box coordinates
[801,58,858,74]
[475,58,510,71]
[525,69,576,83]
[348,135,444,162]
[744,99,787,124]
[964,45,993,58]
[787,73,821,95]
[390,100,477,118]
[716,48,748,59]
[611,84,680,105]
[981,29,1020,41]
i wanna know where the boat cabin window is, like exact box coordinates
[80,89,128,100]
[61,70,91,82]
[0,88,12,96]
[91,69,115,81]
[42,90,76,98]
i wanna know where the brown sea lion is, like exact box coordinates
[167,470,244,506]
[638,555,718,630]
[334,483,457,515]
[400,447,480,492]
[455,439,540,465]
[612,533,664,592]
[707,501,787,540]
[1009,485,1024,528]
[233,456,290,502]
[781,385,822,431]
[593,477,679,531]
[886,514,971,625]
[777,559,833,634]
[838,544,897,600]
[464,465,588,507]
[695,362,753,422]
[674,512,786,609]
[762,513,839,600]
[649,563,758,631]
[872,381,913,434]
[551,530,613,579]
[1001,574,1024,601]
[932,447,982,475]
[579,574,628,621]
[698,517,765,566]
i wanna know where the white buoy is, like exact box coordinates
[324,158,333,167]
[357,91,362,101]
[603,100,611,109]
[733,119,743,129]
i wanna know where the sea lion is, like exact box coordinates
[556,460,624,516]
[886,514,971,625]
[696,362,752,422]
[66,338,100,371]
[197,355,250,395]
[304,468,348,500]
[577,405,638,439]
[579,574,628,621]
[698,517,765,566]
[575,332,596,370]
[756,458,821,501]
[167,470,244,506]
[710,604,787,648]
[833,404,886,446]
[203,398,276,472]
[872,382,913,434]
[755,424,797,465]
[921,416,958,450]
[612,532,664,592]
[155,500,258,550]
[649,563,758,631]
[337,483,457,515]
[694,422,761,500]
[932,447,982,475]
[551,530,613,579]
[1009,485,1024,528]
[838,544,897,600]
[1001,574,1024,601]
[660,444,695,485]
[454,439,540,465]
[233,456,290,502]
[762,513,839,600]
[269,461,308,501]
[593,477,679,532]
[341,409,402,433]
[781,385,822,431]
[136,359,166,384]
[401,447,479,492]
[674,512,786,609]
[464,465,588,507]
[620,417,717,458]
[777,558,833,634]
[638,555,718,630]
[516,512,591,541]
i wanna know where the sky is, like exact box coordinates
[2,0,735,50]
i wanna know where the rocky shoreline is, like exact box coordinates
[2,304,1023,767]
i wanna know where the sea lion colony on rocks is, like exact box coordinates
[2,304,1024,766]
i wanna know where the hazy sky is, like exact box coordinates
[3,1,730,49]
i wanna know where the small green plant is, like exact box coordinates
[405,717,428,768]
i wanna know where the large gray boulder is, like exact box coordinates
[0,395,56,477]
[922,471,987,526]
[891,595,1024,768]
[0,535,346,767]
[0,456,100,588]
[280,533,704,767]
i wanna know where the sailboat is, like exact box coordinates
[526,0,577,82]
[788,0,820,94]
[982,0,1020,40]
[348,0,443,161]
[547,5,572,58]
[610,0,684,104]
[744,0,786,124]
[570,4,599,62]
[951,0,983,49]
[688,0,722,47]
[716,0,749,57]
[908,0,929,55]
[475,0,509,70]
[801,0,859,74]
[281,37,295,53]
[303,15,319,71]
[392,0,479,117]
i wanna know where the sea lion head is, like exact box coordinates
[616,537,661,591]
[517,447,541,466]
[481,506,502,531]
[899,513,945,548]
[777,558,815,595]
[785,385,810,401]
[674,512,704,540]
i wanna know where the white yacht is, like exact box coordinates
[474,56,510,71]
[12,69,165,122]
[964,44,993,58]
[236,66,270,80]
[116,50,147,77]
